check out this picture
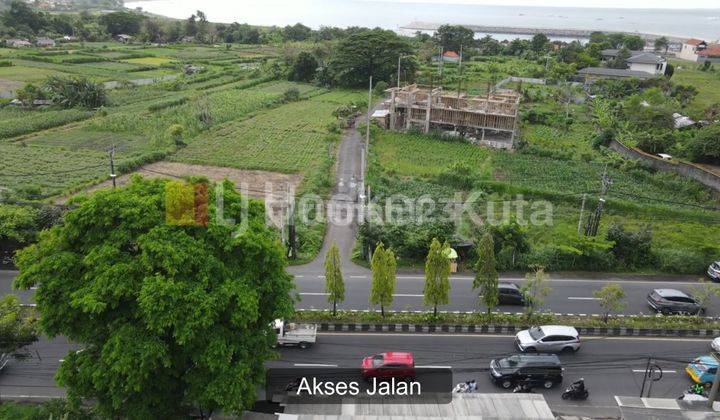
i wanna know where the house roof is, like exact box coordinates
[600,49,642,57]
[36,38,55,44]
[698,44,720,57]
[443,50,460,58]
[627,52,665,64]
[685,38,706,46]
[577,67,654,79]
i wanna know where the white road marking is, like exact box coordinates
[632,369,677,373]
[416,365,452,369]
[393,294,424,297]
[568,297,600,300]
[350,275,367,279]
[293,363,338,367]
[299,292,329,296]
[317,332,712,342]
[295,275,304,278]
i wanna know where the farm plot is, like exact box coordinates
[171,90,365,179]
[0,107,95,140]
[0,143,110,195]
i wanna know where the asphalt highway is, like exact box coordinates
[2,269,717,316]
[0,332,712,417]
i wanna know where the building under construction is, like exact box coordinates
[378,84,521,149]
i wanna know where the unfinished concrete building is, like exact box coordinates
[383,84,520,149]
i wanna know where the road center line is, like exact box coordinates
[299,292,329,296]
[632,369,677,373]
[416,365,452,369]
[294,363,338,367]
[393,294,424,297]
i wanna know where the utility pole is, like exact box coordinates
[365,75,372,169]
[456,44,463,101]
[577,193,587,236]
[397,54,403,88]
[108,145,117,188]
[585,165,612,236]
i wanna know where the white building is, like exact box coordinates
[677,38,707,62]
[627,53,667,75]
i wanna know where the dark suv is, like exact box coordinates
[647,289,703,315]
[498,283,525,305]
[489,354,563,389]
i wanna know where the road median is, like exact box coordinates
[293,309,720,338]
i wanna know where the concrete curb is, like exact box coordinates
[308,322,720,338]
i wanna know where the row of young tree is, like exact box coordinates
[324,235,720,323]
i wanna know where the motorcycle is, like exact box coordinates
[453,379,477,393]
[512,380,534,393]
[561,379,589,400]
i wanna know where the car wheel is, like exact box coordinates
[299,342,309,349]
[525,347,536,353]
[562,346,575,353]
[543,380,554,389]
[660,308,672,316]
[501,380,513,389]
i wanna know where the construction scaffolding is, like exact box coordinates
[384,84,521,148]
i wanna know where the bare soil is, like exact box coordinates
[56,161,302,204]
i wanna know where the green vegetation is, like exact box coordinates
[14,177,294,418]
[324,242,345,316]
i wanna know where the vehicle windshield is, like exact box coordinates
[499,355,520,367]
[529,326,545,340]
[372,354,384,368]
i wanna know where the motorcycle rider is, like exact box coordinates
[571,378,585,393]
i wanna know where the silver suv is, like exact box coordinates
[708,261,720,282]
[515,325,581,353]
[647,289,703,315]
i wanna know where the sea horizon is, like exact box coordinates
[125,0,720,40]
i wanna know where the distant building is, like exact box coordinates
[578,51,666,81]
[5,39,32,48]
[62,35,78,42]
[36,38,56,48]
[697,44,720,63]
[600,49,643,61]
[180,36,196,43]
[116,34,132,43]
[433,50,461,63]
[627,52,667,75]
[677,38,707,62]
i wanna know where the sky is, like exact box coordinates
[367,0,720,8]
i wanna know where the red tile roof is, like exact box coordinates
[685,38,706,46]
[698,44,720,57]
[443,51,460,58]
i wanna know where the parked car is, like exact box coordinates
[647,289,703,315]
[711,337,720,353]
[498,283,525,305]
[515,326,581,353]
[708,261,720,282]
[361,352,415,380]
[490,354,563,389]
[686,354,719,388]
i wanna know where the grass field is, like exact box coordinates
[368,129,720,271]
[669,59,720,119]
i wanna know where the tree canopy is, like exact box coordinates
[433,24,475,53]
[423,238,451,316]
[14,177,294,418]
[370,243,396,317]
[327,28,415,87]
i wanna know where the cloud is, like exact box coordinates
[359,0,719,9]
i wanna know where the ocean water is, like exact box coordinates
[125,0,720,40]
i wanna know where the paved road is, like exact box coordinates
[1,332,710,417]
[271,333,711,417]
[2,269,716,316]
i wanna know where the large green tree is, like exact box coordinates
[324,242,344,316]
[327,28,415,87]
[433,24,474,53]
[473,232,498,316]
[14,177,294,419]
[423,238,451,316]
[370,243,396,317]
[99,11,144,36]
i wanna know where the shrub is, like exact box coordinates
[654,248,707,274]
[43,76,107,109]
[437,161,475,190]
[0,60,12,67]
[606,223,653,269]
[635,130,676,155]
[282,87,301,103]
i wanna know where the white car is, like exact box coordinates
[712,337,720,353]
[516,325,581,353]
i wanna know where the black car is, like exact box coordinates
[498,283,525,305]
[490,354,563,390]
